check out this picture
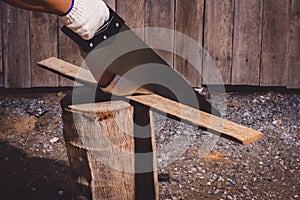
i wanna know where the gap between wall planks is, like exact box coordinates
[0,2,3,87]
[145,0,175,67]
[2,4,31,88]
[287,0,300,88]
[203,0,234,85]
[175,0,204,87]
[30,12,58,87]
[260,0,290,87]
[231,0,263,86]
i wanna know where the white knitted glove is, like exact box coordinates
[61,0,110,40]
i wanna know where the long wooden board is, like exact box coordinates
[2,4,31,88]
[260,0,290,86]
[175,0,204,87]
[287,0,300,88]
[0,2,3,87]
[203,0,234,85]
[145,0,174,67]
[38,57,263,145]
[30,12,58,87]
[231,0,263,85]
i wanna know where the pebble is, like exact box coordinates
[214,189,220,195]
[58,190,64,196]
[227,178,236,186]
[50,137,60,144]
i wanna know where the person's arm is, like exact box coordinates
[2,0,72,15]
[2,0,110,40]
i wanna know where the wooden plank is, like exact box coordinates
[30,12,58,87]
[260,0,290,86]
[38,57,97,87]
[287,0,300,88]
[174,0,204,87]
[58,20,83,87]
[117,0,145,39]
[231,0,263,85]
[145,0,175,67]
[130,94,263,145]
[2,4,31,88]
[203,0,234,85]
[0,2,3,87]
[38,57,264,145]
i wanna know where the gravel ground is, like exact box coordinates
[0,89,299,199]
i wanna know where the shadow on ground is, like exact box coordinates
[0,141,71,200]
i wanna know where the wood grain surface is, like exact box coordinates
[30,12,58,87]
[287,0,300,88]
[145,0,175,67]
[2,4,31,88]
[232,0,263,85]
[0,2,3,87]
[175,0,204,87]
[260,0,290,86]
[203,0,234,85]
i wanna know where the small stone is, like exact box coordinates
[294,194,299,199]
[58,190,64,196]
[4,157,8,161]
[227,195,233,200]
[227,178,236,185]
[214,189,220,195]
[50,137,59,144]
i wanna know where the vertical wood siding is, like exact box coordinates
[0,0,299,88]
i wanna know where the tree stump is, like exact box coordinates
[61,89,158,200]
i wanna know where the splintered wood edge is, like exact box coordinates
[38,57,264,145]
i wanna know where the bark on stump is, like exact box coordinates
[61,91,158,200]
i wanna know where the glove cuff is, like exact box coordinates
[61,0,75,16]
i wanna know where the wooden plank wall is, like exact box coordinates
[0,0,299,89]
[0,2,3,87]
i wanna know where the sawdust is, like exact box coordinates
[203,152,225,162]
[5,116,37,134]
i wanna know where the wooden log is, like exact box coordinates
[61,89,159,199]
[62,99,136,199]
[38,57,263,145]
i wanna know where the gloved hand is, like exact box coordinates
[61,0,110,40]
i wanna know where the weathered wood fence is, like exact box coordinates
[0,0,299,89]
